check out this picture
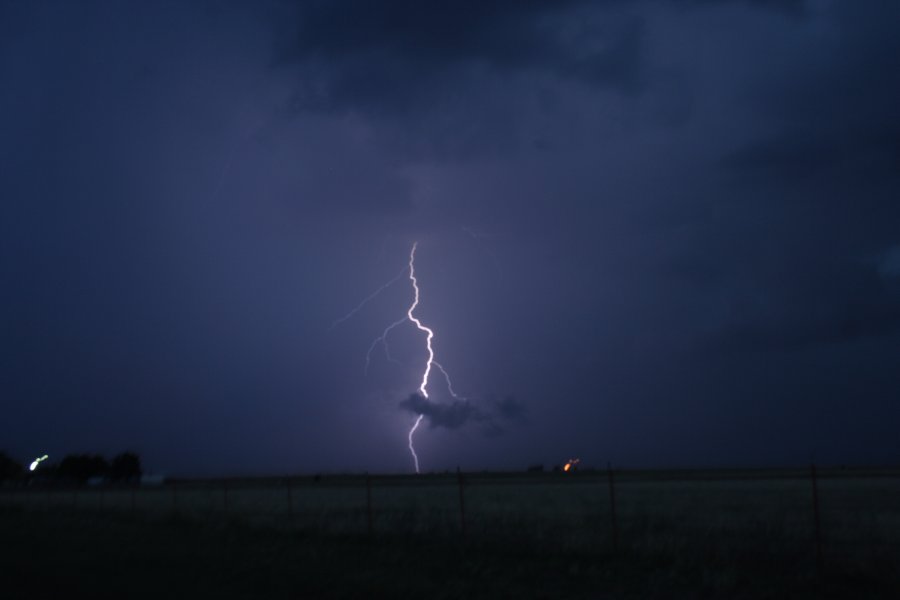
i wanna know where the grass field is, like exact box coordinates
[3,468,899,598]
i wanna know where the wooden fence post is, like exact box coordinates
[286,479,293,521]
[366,473,374,536]
[607,462,619,553]
[457,467,467,539]
[811,463,823,571]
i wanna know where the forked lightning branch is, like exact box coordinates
[333,242,464,473]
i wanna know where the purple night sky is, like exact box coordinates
[1,1,899,475]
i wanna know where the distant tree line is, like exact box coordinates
[0,452,24,481]
[0,451,142,485]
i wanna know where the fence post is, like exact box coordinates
[171,481,177,513]
[810,463,823,571]
[607,462,619,553]
[366,473,374,537]
[457,467,467,539]
[286,478,293,521]
[223,481,229,514]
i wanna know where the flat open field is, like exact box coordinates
[3,468,900,598]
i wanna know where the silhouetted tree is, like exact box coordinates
[109,452,142,482]
[0,452,23,482]
[57,454,109,484]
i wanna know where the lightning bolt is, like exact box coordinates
[335,241,463,474]
[403,242,465,472]
[407,414,424,473]
[407,242,435,398]
[404,242,435,473]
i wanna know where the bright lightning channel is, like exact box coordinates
[402,359,465,474]
[407,414,424,473]
[407,242,435,398]
[403,242,464,473]
[335,241,463,474]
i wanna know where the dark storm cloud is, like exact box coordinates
[721,128,900,183]
[692,0,806,16]
[722,2,900,186]
[721,132,844,181]
[277,0,644,115]
[399,393,525,435]
[881,247,900,281]
[270,0,828,168]
[708,261,900,353]
[694,1,900,361]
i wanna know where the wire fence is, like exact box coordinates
[4,466,900,567]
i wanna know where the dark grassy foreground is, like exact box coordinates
[2,502,898,600]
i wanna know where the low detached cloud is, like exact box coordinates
[399,393,526,436]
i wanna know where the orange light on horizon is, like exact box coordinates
[563,458,580,472]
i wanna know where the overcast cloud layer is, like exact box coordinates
[1,0,898,475]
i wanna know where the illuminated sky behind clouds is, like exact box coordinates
[1,0,898,474]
